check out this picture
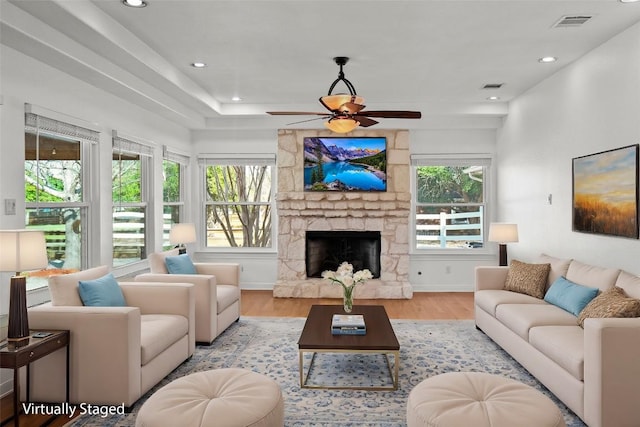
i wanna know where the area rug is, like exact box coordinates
[68,317,586,426]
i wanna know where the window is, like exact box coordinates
[412,155,491,250]
[200,156,275,248]
[162,147,189,250]
[112,132,153,266]
[24,109,98,290]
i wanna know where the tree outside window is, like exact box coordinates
[24,123,92,290]
[204,163,273,248]
[163,159,183,250]
[112,147,149,266]
[415,164,486,249]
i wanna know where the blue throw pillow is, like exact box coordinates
[544,276,599,316]
[165,254,197,274]
[78,273,126,307]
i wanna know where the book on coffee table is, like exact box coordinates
[331,314,366,335]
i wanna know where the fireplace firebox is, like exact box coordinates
[305,231,381,278]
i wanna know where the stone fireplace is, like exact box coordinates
[273,129,412,299]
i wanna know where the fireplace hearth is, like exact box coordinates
[306,231,381,278]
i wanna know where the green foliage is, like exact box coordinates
[313,146,325,183]
[112,159,142,203]
[351,150,386,173]
[163,160,181,202]
[416,166,483,203]
[25,182,63,202]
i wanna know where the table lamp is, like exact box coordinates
[169,223,196,255]
[488,223,519,267]
[0,230,48,341]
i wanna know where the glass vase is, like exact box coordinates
[343,286,354,313]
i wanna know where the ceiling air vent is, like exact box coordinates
[553,15,593,28]
[482,83,503,90]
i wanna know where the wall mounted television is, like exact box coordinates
[303,136,387,192]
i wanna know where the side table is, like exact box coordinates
[0,330,70,427]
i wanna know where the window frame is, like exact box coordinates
[410,154,493,255]
[162,147,189,250]
[112,132,154,268]
[199,154,276,252]
[24,109,98,291]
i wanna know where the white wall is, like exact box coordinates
[496,22,640,274]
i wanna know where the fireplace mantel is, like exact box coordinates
[274,129,413,299]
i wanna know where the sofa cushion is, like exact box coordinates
[615,270,640,299]
[475,290,546,317]
[544,276,599,317]
[577,286,640,328]
[504,260,550,299]
[529,325,584,381]
[165,254,197,275]
[78,273,126,307]
[536,254,572,290]
[495,303,578,340]
[565,260,619,292]
[49,265,110,306]
[217,285,241,313]
[140,314,189,365]
[148,249,180,274]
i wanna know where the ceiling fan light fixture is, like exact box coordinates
[319,94,365,112]
[324,117,359,133]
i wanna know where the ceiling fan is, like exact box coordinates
[266,57,422,133]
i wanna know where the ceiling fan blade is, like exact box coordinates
[354,116,379,127]
[340,102,366,114]
[286,116,328,126]
[358,110,422,119]
[266,111,330,116]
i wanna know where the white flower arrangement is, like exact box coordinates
[322,262,373,312]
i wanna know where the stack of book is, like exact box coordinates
[331,314,366,335]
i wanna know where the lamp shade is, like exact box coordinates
[324,117,359,133]
[169,223,197,245]
[0,230,48,273]
[488,223,519,244]
[319,94,365,112]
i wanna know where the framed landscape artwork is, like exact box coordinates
[572,144,639,239]
[303,136,387,192]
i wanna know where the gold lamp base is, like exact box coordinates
[8,276,30,341]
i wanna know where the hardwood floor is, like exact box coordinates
[1,290,474,426]
[241,290,475,320]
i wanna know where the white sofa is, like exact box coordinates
[27,266,196,407]
[475,254,640,427]
[135,249,241,344]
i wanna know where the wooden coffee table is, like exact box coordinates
[297,304,400,390]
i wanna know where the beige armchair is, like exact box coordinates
[135,249,241,345]
[26,265,195,407]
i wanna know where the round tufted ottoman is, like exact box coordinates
[135,368,284,427]
[407,372,566,427]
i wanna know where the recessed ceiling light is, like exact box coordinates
[231,96,242,102]
[122,0,147,7]
[620,0,639,3]
[191,62,207,68]
[487,96,501,101]
[538,56,558,63]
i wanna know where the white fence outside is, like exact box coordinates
[416,208,483,248]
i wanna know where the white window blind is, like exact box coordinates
[25,112,99,144]
[198,153,276,166]
[163,145,190,165]
[112,131,154,157]
[411,154,492,167]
